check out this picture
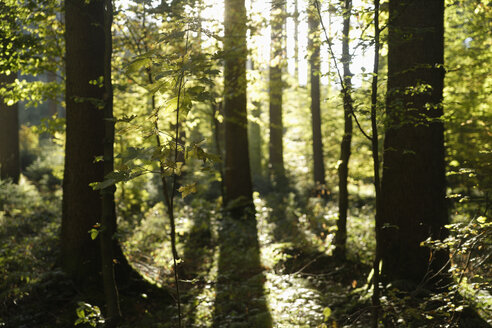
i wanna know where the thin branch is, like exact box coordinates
[314,0,372,141]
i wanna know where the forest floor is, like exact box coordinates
[0,179,490,327]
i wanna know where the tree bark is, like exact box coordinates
[308,1,326,191]
[223,0,253,215]
[269,0,287,190]
[0,73,20,183]
[369,1,381,326]
[99,0,121,323]
[62,0,105,284]
[333,0,353,259]
[62,0,131,290]
[380,0,448,289]
[249,102,263,185]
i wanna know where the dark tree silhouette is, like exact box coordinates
[268,0,287,189]
[380,0,448,288]
[0,73,19,183]
[223,0,253,214]
[308,1,326,192]
[333,0,354,259]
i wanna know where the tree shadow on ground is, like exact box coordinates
[212,208,273,327]
[262,192,339,275]
[261,193,374,327]
[178,204,216,327]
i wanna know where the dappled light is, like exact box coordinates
[1,0,490,327]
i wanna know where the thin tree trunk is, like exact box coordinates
[249,102,263,184]
[212,102,225,200]
[294,0,299,81]
[308,1,326,193]
[333,0,354,259]
[380,0,448,289]
[269,0,287,190]
[100,0,121,324]
[47,71,58,116]
[370,1,381,326]
[0,73,20,183]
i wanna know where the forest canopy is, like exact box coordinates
[0,0,491,327]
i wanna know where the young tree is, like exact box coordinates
[380,0,448,288]
[99,0,121,323]
[0,73,19,183]
[269,0,287,189]
[307,0,326,192]
[293,0,300,81]
[223,0,253,214]
[369,1,382,325]
[333,0,354,259]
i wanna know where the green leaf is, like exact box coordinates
[76,307,85,319]
[323,307,332,321]
[88,223,100,240]
[178,183,197,198]
[89,228,99,240]
[126,57,152,74]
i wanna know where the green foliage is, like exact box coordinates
[74,302,104,327]
[444,0,492,199]
[1,0,490,326]
[0,0,64,107]
[0,178,62,326]
[425,215,491,319]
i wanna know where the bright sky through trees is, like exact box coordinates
[116,0,374,87]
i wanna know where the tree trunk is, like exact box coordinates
[269,0,287,190]
[308,1,326,192]
[99,0,121,323]
[223,0,253,215]
[249,102,263,185]
[380,0,448,289]
[0,73,20,183]
[47,71,58,117]
[369,1,381,326]
[62,0,130,289]
[212,102,225,200]
[293,0,299,81]
[333,0,353,259]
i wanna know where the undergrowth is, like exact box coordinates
[1,170,490,327]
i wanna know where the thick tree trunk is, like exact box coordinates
[333,0,353,259]
[269,0,287,190]
[308,1,326,191]
[62,0,131,289]
[62,0,105,284]
[223,0,253,215]
[380,0,448,289]
[0,73,19,183]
